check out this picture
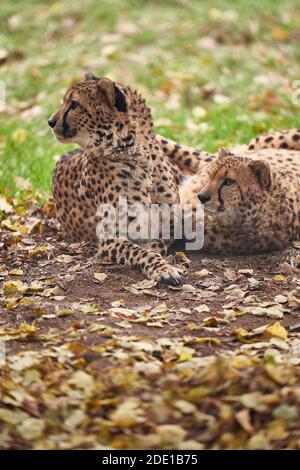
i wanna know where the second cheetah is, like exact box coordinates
[158,129,300,254]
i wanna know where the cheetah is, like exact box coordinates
[49,73,184,284]
[157,130,300,254]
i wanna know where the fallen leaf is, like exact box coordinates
[265,322,288,341]
[93,272,108,282]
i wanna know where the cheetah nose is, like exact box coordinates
[48,118,57,128]
[198,193,211,204]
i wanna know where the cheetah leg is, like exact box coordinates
[143,240,172,256]
[97,238,184,285]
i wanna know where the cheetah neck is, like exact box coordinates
[84,84,156,163]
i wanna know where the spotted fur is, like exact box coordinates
[179,146,300,254]
[156,134,211,174]
[157,128,300,174]
[50,74,184,284]
[247,129,300,151]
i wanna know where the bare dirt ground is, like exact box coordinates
[0,203,300,449]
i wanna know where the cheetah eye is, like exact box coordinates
[70,100,79,110]
[223,178,235,187]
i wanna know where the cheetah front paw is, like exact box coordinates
[153,265,185,286]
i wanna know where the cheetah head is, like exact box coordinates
[48,74,129,150]
[197,147,273,221]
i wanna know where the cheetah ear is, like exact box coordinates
[249,159,272,191]
[218,147,231,159]
[97,78,116,108]
[85,72,100,81]
[97,77,128,113]
[114,84,128,113]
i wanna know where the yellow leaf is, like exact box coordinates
[273,274,287,282]
[175,251,191,265]
[234,327,249,341]
[5,300,19,310]
[188,386,214,402]
[28,246,50,256]
[9,269,23,276]
[177,347,194,362]
[265,321,288,340]
[271,27,289,41]
[231,356,258,368]
[0,324,37,341]
[266,419,288,441]
[34,306,47,316]
[42,201,55,216]
[186,322,202,330]
[3,280,28,297]
[1,220,28,234]
[203,316,218,327]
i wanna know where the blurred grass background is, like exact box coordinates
[1,0,300,196]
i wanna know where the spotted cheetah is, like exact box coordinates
[157,130,300,254]
[49,73,184,284]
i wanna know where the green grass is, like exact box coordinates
[1,0,300,196]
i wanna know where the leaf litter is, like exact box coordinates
[0,192,300,449]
